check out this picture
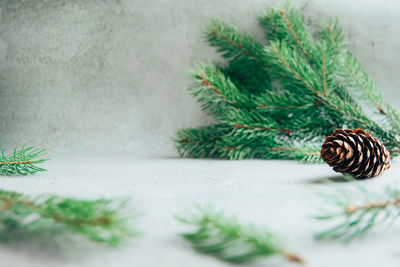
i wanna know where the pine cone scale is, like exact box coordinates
[321,129,390,179]
[351,133,374,177]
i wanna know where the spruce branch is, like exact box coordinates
[0,190,135,245]
[0,146,47,175]
[313,182,400,242]
[177,205,304,264]
[176,6,400,163]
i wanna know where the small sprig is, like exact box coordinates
[0,190,135,246]
[313,181,400,242]
[177,205,304,264]
[0,146,47,175]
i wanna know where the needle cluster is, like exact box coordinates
[0,190,134,246]
[0,146,47,175]
[314,182,400,242]
[177,205,303,264]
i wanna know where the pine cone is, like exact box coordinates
[321,129,390,179]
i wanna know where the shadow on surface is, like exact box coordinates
[0,232,113,262]
[305,174,357,184]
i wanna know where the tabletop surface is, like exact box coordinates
[0,156,398,267]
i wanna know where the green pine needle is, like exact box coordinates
[0,146,48,175]
[313,182,400,242]
[177,205,304,264]
[0,190,136,246]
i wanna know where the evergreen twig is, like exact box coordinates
[313,181,400,242]
[0,190,135,245]
[0,146,47,175]
[177,205,304,264]
[175,6,400,162]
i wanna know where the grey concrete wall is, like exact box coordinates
[0,0,399,156]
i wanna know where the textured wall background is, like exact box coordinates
[0,0,399,156]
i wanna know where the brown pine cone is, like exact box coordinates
[321,129,390,179]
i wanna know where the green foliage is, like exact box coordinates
[175,6,400,162]
[0,146,47,175]
[205,20,271,93]
[0,190,135,246]
[177,205,303,264]
[313,181,400,242]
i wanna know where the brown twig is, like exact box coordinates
[262,15,281,34]
[284,252,305,265]
[0,160,31,165]
[197,73,221,95]
[0,196,113,226]
[196,72,241,108]
[346,199,400,214]
[258,104,309,109]
[224,146,237,151]
[178,138,197,144]
[268,147,297,151]
[233,123,291,135]
[50,213,113,226]
[272,48,319,96]
[279,10,310,59]
[305,152,320,156]
[211,29,269,68]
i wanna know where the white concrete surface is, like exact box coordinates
[0,156,399,267]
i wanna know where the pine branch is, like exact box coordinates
[313,182,400,242]
[0,190,135,245]
[176,6,400,164]
[0,146,47,175]
[177,205,304,264]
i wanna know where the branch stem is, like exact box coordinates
[279,10,310,59]
[0,160,31,165]
[284,252,305,265]
[346,198,400,214]
[196,72,241,108]
[272,48,318,95]
[211,29,269,68]
[258,104,310,109]
[233,123,291,135]
[0,194,113,227]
